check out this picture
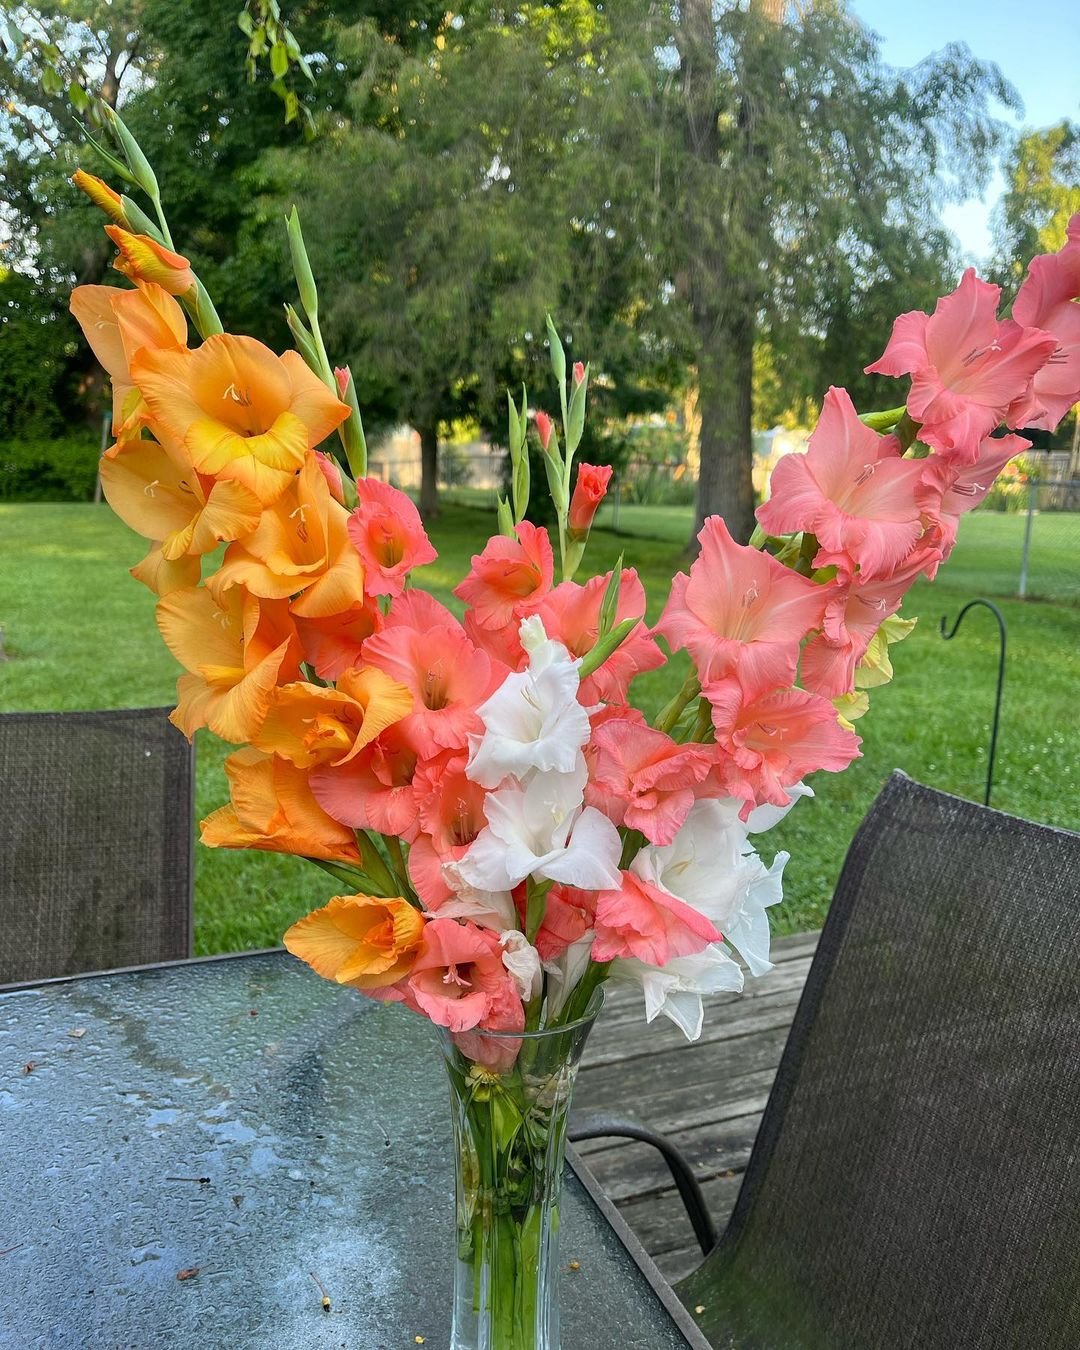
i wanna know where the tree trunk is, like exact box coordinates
[419,422,439,521]
[692,309,757,545]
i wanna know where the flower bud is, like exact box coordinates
[568,462,613,540]
[572,360,585,386]
[535,410,554,452]
[72,170,127,225]
[334,367,350,399]
[105,225,195,296]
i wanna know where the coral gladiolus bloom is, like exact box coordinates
[132,335,350,503]
[756,388,926,579]
[1011,213,1080,432]
[586,719,714,846]
[406,919,522,1035]
[105,225,196,295]
[72,170,127,224]
[156,585,300,742]
[200,748,363,866]
[657,517,828,696]
[69,282,187,434]
[310,721,425,841]
[704,678,861,815]
[283,894,425,990]
[454,521,554,629]
[537,569,665,704]
[210,453,365,616]
[592,870,719,966]
[348,478,438,598]
[100,437,262,559]
[254,667,414,768]
[293,599,383,680]
[917,433,1030,564]
[363,623,502,754]
[408,752,491,908]
[568,463,613,539]
[865,269,1058,459]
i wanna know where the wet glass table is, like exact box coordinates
[0,950,706,1349]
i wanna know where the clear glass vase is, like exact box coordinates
[436,989,604,1350]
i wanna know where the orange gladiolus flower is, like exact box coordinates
[100,437,262,560]
[130,544,201,596]
[69,282,187,434]
[209,452,364,615]
[200,748,363,866]
[156,585,301,743]
[105,225,196,295]
[131,335,349,505]
[283,894,425,990]
[254,667,414,768]
[72,170,127,224]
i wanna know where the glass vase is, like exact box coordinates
[436,990,604,1350]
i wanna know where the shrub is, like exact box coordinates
[0,435,101,502]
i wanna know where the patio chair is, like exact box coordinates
[572,771,1080,1349]
[0,708,194,985]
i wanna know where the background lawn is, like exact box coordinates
[2,500,1078,953]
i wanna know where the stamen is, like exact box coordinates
[143,479,160,497]
[854,462,878,486]
[741,582,760,609]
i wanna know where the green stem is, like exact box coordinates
[860,404,907,432]
[385,835,410,892]
[150,192,174,250]
[653,672,701,734]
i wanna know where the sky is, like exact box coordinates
[852,0,1079,263]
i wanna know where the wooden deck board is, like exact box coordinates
[574,931,816,1285]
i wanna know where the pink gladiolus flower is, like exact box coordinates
[384,588,463,632]
[568,463,613,539]
[534,885,595,963]
[865,269,1058,460]
[408,751,489,907]
[586,719,715,846]
[292,599,383,680]
[536,569,665,704]
[1011,214,1080,432]
[363,623,503,755]
[756,388,926,579]
[406,919,522,1035]
[310,720,424,841]
[592,871,720,967]
[348,479,438,599]
[572,360,585,386]
[535,410,554,450]
[917,433,1030,567]
[656,517,828,697]
[463,607,529,672]
[704,678,862,816]
[453,521,554,630]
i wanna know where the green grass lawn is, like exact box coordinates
[2,500,1078,953]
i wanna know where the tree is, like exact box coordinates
[993,121,1080,285]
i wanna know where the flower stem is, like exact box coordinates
[653,672,701,734]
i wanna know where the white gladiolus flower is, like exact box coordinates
[435,861,518,933]
[466,617,591,788]
[610,945,744,1041]
[457,761,622,893]
[542,931,596,1020]
[500,930,544,1003]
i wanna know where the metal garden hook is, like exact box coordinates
[938,599,1007,808]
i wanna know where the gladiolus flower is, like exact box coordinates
[311,721,425,844]
[756,388,926,579]
[917,433,1030,566]
[210,453,365,617]
[314,451,346,506]
[537,568,664,704]
[454,521,554,630]
[253,666,414,768]
[200,748,363,866]
[348,479,437,599]
[592,870,720,967]
[105,225,196,295]
[292,599,383,681]
[568,463,613,540]
[156,586,301,743]
[865,269,1058,459]
[72,170,127,224]
[131,334,350,504]
[535,410,554,450]
[70,282,187,434]
[405,919,523,1035]
[534,885,595,963]
[586,719,714,846]
[656,517,828,697]
[1010,213,1080,432]
[99,436,262,560]
[283,894,425,990]
[129,544,201,597]
[608,946,744,1042]
[704,678,861,815]
[407,751,490,907]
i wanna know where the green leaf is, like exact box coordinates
[270,40,289,79]
[545,313,566,388]
[597,554,624,637]
[41,66,64,97]
[496,494,515,538]
[236,10,254,37]
[283,89,299,123]
[68,83,90,114]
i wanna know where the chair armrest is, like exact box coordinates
[567,1110,718,1255]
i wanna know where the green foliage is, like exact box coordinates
[993,121,1080,287]
[0,434,100,501]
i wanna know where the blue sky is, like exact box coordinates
[853,0,1079,261]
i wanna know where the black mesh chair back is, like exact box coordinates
[679,771,1080,1350]
[0,708,194,984]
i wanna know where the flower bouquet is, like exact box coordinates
[68,108,1079,1350]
